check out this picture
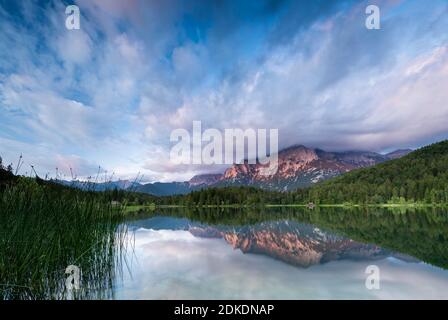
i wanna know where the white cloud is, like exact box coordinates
[55,29,92,64]
[0,0,447,182]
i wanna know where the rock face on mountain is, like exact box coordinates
[189,221,390,268]
[211,145,399,191]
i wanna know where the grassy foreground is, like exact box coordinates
[0,175,128,300]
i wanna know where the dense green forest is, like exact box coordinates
[158,140,448,206]
[157,186,281,206]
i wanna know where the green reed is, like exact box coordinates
[0,177,128,300]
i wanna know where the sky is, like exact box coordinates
[0,0,447,182]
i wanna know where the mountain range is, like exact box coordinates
[131,145,411,196]
[55,145,411,195]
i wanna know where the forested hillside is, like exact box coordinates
[294,140,448,204]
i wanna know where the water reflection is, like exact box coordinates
[116,207,448,299]
[148,206,448,269]
[131,217,413,268]
[190,221,419,268]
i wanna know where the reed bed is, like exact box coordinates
[0,177,128,300]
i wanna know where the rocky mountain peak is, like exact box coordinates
[216,144,405,191]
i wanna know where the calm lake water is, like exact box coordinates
[110,207,448,299]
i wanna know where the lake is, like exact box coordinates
[110,207,448,299]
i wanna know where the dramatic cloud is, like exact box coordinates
[0,0,447,181]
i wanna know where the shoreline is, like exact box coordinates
[126,203,448,213]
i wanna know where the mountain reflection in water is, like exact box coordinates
[117,208,448,299]
[189,221,419,268]
[128,206,448,270]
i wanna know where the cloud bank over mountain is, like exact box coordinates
[0,0,447,182]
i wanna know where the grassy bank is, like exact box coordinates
[0,176,127,300]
